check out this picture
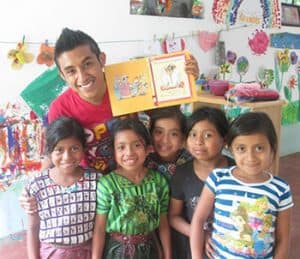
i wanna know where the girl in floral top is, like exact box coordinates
[92,118,171,259]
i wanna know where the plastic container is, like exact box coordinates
[208,80,229,96]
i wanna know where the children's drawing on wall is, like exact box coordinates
[257,66,274,88]
[274,49,300,125]
[248,30,269,55]
[212,0,280,28]
[113,74,149,100]
[0,102,44,239]
[130,0,204,19]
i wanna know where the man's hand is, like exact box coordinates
[19,189,38,214]
[185,55,200,79]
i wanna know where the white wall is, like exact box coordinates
[0,0,299,156]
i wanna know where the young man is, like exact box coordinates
[49,28,116,173]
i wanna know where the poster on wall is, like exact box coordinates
[212,0,281,28]
[130,0,204,19]
[104,51,197,116]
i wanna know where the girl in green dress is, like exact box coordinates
[92,118,171,259]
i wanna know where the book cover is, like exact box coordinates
[104,51,197,116]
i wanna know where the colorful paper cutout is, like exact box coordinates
[198,31,218,52]
[0,103,43,192]
[248,30,269,55]
[236,56,249,82]
[212,0,280,28]
[7,37,34,70]
[226,50,237,65]
[37,42,55,67]
[270,33,300,49]
[162,38,185,54]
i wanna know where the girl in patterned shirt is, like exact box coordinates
[27,117,99,259]
[190,112,293,259]
[145,105,191,182]
[92,118,171,259]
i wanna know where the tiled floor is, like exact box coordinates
[0,153,299,259]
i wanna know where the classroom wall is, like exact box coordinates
[0,0,299,154]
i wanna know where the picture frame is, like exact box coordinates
[281,3,300,26]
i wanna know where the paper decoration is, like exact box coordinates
[37,42,55,67]
[226,50,237,65]
[104,51,197,116]
[7,37,34,70]
[162,38,185,53]
[20,67,67,119]
[219,63,231,80]
[248,30,269,55]
[191,0,204,18]
[212,0,280,28]
[236,56,249,82]
[270,33,300,49]
[0,102,43,191]
[198,31,218,52]
[257,66,274,88]
[290,51,298,65]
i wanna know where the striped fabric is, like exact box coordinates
[96,169,169,235]
[205,166,293,259]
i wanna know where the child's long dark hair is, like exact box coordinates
[45,117,86,154]
[227,112,277,154]
[149,105,186,135]
[112,118,151,147]
[186,106,229,138]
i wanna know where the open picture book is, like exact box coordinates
[104,51,197,116]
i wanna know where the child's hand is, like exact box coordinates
[185,55,199,79]
[19,189,38,214]
[204,231,215,259]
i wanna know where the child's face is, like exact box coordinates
[58,44,106,104]
[230,133,274,179]
[186,120,224,161]
[114,130,149,172]
[151,118,184,162]
[50,137,84,174]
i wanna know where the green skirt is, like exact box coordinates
[103,233,161,259]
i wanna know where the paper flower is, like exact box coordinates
[37,42,55,67]
[7,38,34,70]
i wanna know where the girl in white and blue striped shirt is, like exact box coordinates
[190,112,293,259]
